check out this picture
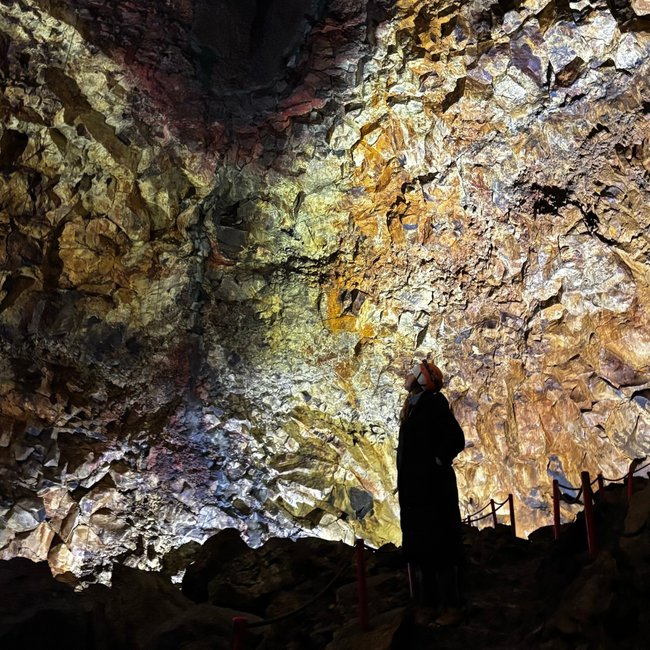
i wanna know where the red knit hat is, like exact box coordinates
[410,360,443,391]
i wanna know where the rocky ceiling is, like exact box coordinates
[1,0,649,583]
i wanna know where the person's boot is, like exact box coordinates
[434,606,464,627]
[408,562,425,603]
[434,565,464,626]
[411,562,440,627]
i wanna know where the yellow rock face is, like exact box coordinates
[0,0,648,577]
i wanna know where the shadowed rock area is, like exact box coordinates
[2,475,650,649]
[1,0,649,581]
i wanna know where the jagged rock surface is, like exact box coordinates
[2,477,650,649]
[0,0,649,576]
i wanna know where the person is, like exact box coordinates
[397,359,466,627]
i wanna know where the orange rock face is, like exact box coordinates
[0,1,648,577]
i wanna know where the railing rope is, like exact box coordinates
[228,457,649,647]
[229,544,355,647]
[556,482,581,494]
[551,459,650,554]
[466,494,516,536]
[599,459,650,484]
[468,500,494,517]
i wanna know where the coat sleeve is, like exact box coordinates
[437,405,465,465]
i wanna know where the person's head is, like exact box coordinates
[405,360,443,393]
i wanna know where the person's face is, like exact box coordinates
[405,373,418,392]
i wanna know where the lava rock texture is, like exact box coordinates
[0,0,649,576]
[2,476,650,649]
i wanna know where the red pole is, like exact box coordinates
[627,468,634,501]
[581,471,598,559]
[597,473,604,491]
[508,493,516,537]
[232,616,248,650]
[355,539,369,631]
[490,499,498,527]
[552,479,561,540]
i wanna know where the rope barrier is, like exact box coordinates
[245,547,354,629]
[600,459,650,483]
[233,541,371,646]
[236,458,649,644]
[363,542,399,555]
[231,457,648,647]
[553,461,649,552]
[467,500,493,517]
[556,482,581,491]
[467,496,508,523]
[469,510,497,523]
[466,493,515,538]
[600,474,626,483]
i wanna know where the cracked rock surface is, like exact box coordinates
[0,0,649,579]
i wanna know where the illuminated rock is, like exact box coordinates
[0,0,648,577]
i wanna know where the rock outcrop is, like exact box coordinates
[1,0,649,575]
[2,476,650,649]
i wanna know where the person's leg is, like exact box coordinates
[434,564,464,626]
[419,559,440,608]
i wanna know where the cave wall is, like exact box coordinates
[0,0,649,581]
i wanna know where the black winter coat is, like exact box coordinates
[397,390,465,565]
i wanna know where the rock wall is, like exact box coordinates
[1,0,649,580]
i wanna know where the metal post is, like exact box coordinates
[355,539,369,631]
[466,514,471,526]
[552,479,561,540]
[581,471,598,559]
[490,499,498,527]
[508,493,516,537]
[232,616,248,650]
[597,473,604,491]
[407,562,414,599]
[627,468,634,501]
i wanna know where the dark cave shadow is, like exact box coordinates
[36,0,398,158]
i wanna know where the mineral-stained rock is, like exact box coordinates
[2,479,650,649]
[632,0,650,17]
[1,0,649,577]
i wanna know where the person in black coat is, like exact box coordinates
[397,359,465,626]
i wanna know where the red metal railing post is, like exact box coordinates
[597,473,604,491]
[490,499,498,527]
[581,471,598,559]
[407,562,414,599]
[232,616,248,650]
[355,539,369,631]
[627,468,634,501]
[508,493,516,537]
[552,479,561,540]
